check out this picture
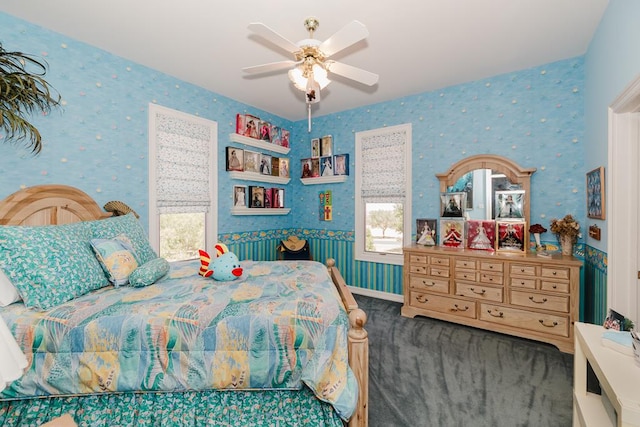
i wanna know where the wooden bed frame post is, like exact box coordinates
[326,259,369,427]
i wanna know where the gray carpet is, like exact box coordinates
[354,294,574,427]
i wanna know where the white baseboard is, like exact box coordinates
[348,286,404,303]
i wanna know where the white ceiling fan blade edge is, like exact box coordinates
[243,60,299,74]
[248,23,300,54]
[319,20,369,58]
[326,61,379,86]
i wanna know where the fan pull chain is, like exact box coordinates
[308,103,312,132]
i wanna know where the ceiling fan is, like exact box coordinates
[243,17,378,130]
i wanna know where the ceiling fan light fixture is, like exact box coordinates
[288,64,331,92]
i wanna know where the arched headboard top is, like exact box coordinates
[0,185,111,226]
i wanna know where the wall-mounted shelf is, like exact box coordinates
[231,207,291,216]
[300,175,348,185]
[228,171,290,185]
[229,133,290,155]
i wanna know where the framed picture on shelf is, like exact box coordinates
[281,129,290,148]
[226,147,244,172]
[496,220,527,253]
[249,186,265,208]
[310,158,320,177]
[333,154,349,176]
[279,158,290,178]
[260,154,272,175]
[270,156,280,177]
[416,218,437,246]
[270,126,282,146]
[233,185,247,208]
[259,120,271,142]
[439,219,465,248]
[272,187,285,208]
[321,135,333,157]
[301,158,313,178]
[467,220,496,251]
[264,188,273,208]
[495,190,525,220]
[311,138,320,158]
[586,166,605,219]
[241,115,259,139]
[440,192,466,218]
[244,150,261,174]
[320,156,333,176]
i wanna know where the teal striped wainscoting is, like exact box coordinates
[583,245,607,325]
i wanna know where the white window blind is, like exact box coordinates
[155,113,212,214]
[360,128,407,203]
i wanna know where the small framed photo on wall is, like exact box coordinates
[495,190,525,219]
[249,186,265,208]
[226,147,244,171]
[586,166,605,219]
[416,218,437,246]
[333,154,349,176]
[233,185,247,207]
[496,220,527,253]
[311,138,320,158]
[320,135,333,157]
[440,192,466,218]
[439,219,465,248]
[244,150,261,174]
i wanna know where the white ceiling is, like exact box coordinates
[0,0,609,121]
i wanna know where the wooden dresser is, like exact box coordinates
[401,244,582,353]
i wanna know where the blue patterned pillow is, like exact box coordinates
[129,257,170,287]
[89,213,157,265]
[90,234,139,286]
[0,221,109,310]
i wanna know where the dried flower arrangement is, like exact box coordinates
[550,214,581,243]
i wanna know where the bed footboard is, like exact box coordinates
[326,259,368,427]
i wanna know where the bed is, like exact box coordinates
[0,185,368,427]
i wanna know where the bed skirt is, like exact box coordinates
[0,387,343,427]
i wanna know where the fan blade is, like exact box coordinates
[326,61,379,86]
[319,20,369,57]
[248,23,300,54]
[243,60,299,74]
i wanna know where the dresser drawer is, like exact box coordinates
[480,304,569,337]
[511,264,536,276]
[409,254,428,265]
[410,291,476,319]
[409,275,449,294]
[481,261,503,273]
[540,280,570,293]
[455,258,477,270]
[455,270,477,281]
[541,266,570,280]
[409,265,427,275]
[429,266,450,278]
[510,290,569,313]
[430,256,450,267]
[455,282,503,302]
[480,272,503,286]
[510,277,536,289]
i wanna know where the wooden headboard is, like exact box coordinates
[0,185,112,226]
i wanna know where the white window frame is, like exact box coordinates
[355,123,412,266]
[148,103,218,255]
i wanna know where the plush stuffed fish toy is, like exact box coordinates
[198,243,243,281]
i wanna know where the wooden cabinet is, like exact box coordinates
[401,244,582,353]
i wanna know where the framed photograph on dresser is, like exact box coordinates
[467,220,496,251]
[416,218,437,246]
[496,220,527,253]
[439,219,465,248]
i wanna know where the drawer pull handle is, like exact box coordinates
[520,281,526,286]
[416,295,429,303]
[422,280,435,287]
[538,319,558,328]
[488,265,494,269]
[452,304,469,312]
[520,268,526,273]
[528,296,548,304]
[487,309,504,318]
[470,287,485,295]
[552,272,557,276]
[552,285,557,289]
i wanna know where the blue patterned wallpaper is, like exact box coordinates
[0,12,585,247]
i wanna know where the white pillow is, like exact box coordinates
[0,269,21,307]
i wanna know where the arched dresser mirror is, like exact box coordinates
[435,154,537,226]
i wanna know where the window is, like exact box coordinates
[148,104,217,261]
[355,123,412,265]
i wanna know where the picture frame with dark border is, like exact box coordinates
[496,220,527,253]
[586,166,605,219]
[440,192,466,218]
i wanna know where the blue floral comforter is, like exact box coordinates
[0,260,357,420]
